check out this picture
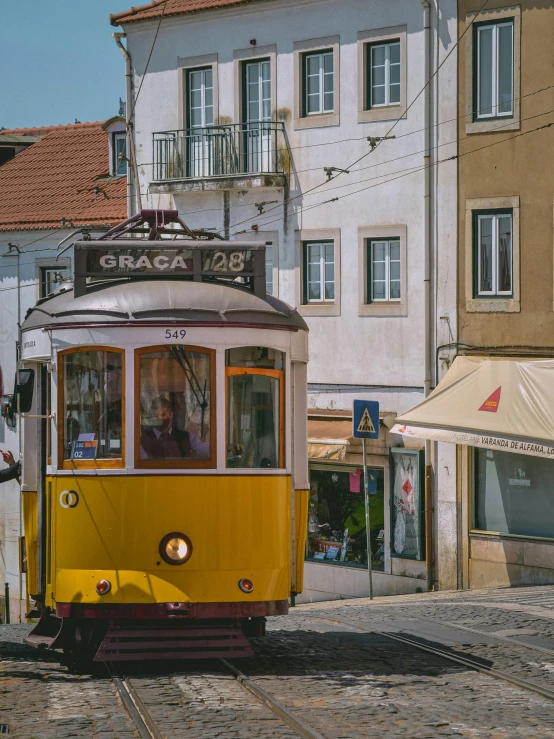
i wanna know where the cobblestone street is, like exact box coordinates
[3,586,554,737]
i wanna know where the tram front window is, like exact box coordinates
[226,348,284,469]
[62,349,123,461]
[138,347,212,463]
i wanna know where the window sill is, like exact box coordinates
[466,298,520,313]
[294,112,340,130]
[466,118,520,135]
[470,530,554,545]
[359,302,406,317]
[358,104,406,124]
[298,302,340,317]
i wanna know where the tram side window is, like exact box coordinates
[62,350,123,461]
[138,348,212,464]
[226,347,284,469]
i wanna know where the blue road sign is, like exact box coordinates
[353,400,380,439]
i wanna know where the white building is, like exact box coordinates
[0,120,127,621]
[109,0,459,601]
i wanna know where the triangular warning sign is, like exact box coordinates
[357,407,376,433]
[479,386,501,413]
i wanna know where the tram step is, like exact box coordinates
[94,620,254,661]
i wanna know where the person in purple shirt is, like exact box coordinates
[0,450,21,483]
[140,396,209,460]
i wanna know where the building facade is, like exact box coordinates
[112,0,459,600]
[454,0,554,589]
[0,120,127,620]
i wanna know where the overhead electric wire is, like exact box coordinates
[231,118,554,235]
[216,0,492,236]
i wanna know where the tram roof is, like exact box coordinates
[22,278,308,332]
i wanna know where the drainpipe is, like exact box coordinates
[113,32,142,215]
[419,0,434,592]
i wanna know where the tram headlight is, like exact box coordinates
[159,532,193,565]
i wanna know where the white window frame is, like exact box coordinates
[476,21,514,120]
[369,40,400,109]
[465,196,520,314]
[293,36,340,130]
[112,132,127,177]
[475,212,513,297]
[188,67,214,129]
[305,241,335,303]
[465,6,520,135]
[304,51,334,115]
[369,239,401,302]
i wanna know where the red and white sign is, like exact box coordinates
[479,386,501,413]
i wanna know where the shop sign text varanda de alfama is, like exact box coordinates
[394,425,554,460]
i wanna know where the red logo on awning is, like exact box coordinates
[479,386,501,413]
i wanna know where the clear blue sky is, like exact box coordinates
[0,0,134,129]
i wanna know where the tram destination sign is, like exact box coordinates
[73,239,267,297]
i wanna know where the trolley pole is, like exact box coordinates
[362,438,374,600]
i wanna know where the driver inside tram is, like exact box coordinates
[140,395,209,460]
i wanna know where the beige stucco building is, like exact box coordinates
[457,0,554,589]
[442,1,554,590]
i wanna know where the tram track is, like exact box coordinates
[310,613,554,703]
[107,659,326,739]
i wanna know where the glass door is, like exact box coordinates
[187,68,214,177]
[245,60,271,173]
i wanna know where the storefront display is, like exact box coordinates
[390,448,424,560]
[475,448,554,538]
[306,466,384,570]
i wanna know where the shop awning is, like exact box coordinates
[392,356,554,459]
[308,417,353,461]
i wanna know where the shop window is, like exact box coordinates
[474,449,554,539]
[60,348,123,468]
[226,347,284,469]
[390,449,424,560]
[136,346,215,468]
[306,467,385,570]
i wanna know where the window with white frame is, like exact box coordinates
[474,211,513,296]
[368,40,400,108]
[368,239,401,302]
[40,266,68,298]
[304,51,334,115]
[475,20,514,119]
[112,132,127,176]
[304,241,334,303]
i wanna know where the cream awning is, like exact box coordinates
[308,418,354,461]
[392,356,554,459]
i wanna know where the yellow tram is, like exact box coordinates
[16,210,309,665]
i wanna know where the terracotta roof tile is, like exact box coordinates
[0,122,127,231]
[110,0,268,25]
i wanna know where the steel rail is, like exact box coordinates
[106,662,164,739]
[220,658,327,739]
[311,615,554,704]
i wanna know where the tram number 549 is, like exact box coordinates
[203,251,246,273]
[165,329,187,339]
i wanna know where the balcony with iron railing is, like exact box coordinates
[150,122,289,192]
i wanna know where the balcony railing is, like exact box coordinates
[153,122,286,181]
